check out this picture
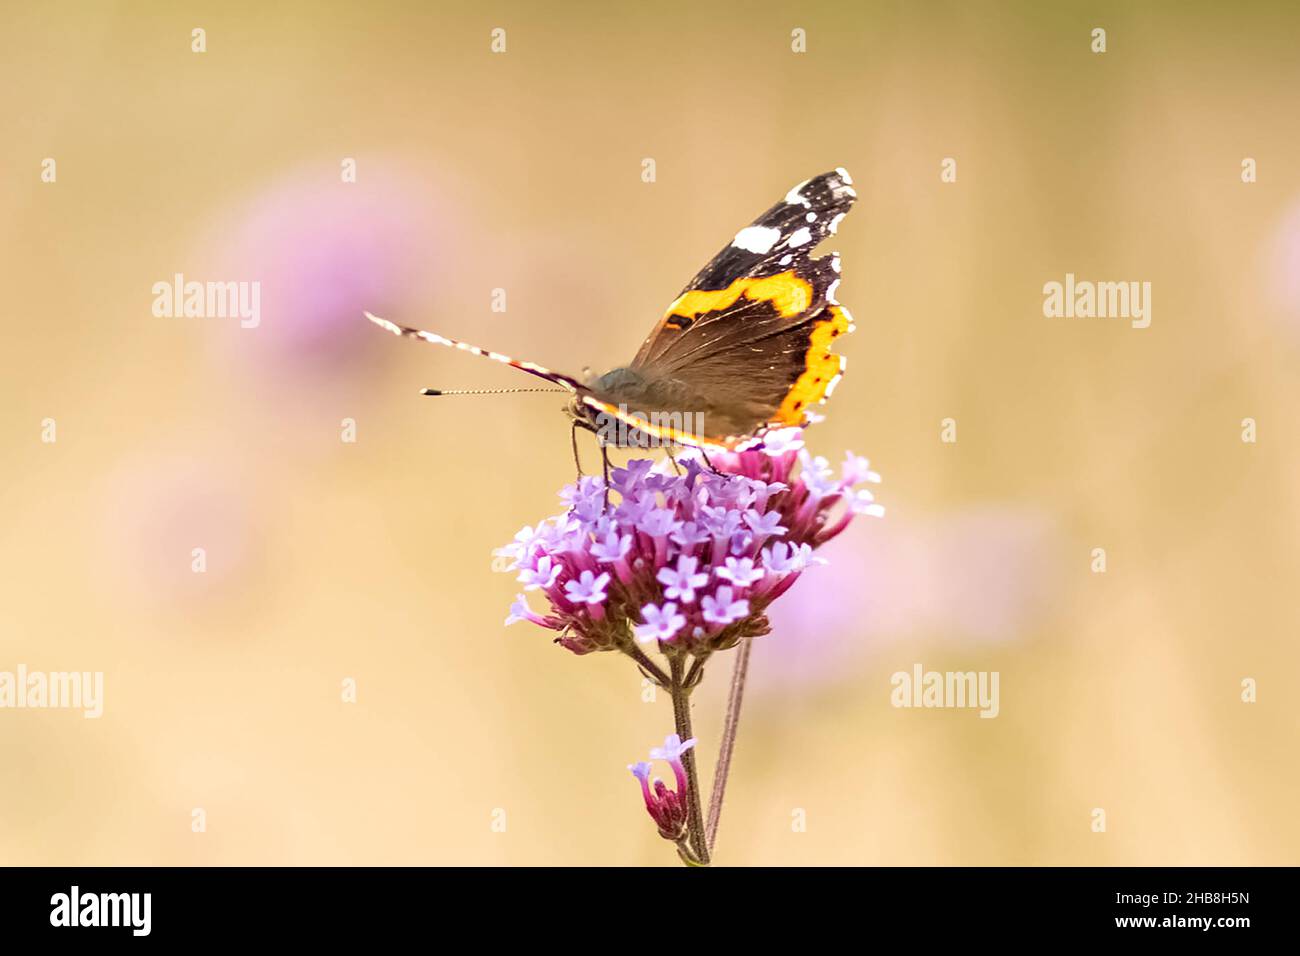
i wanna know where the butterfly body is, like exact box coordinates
[565,367,713,449]
[369,168,858,451]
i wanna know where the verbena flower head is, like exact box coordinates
[496,427,883,657]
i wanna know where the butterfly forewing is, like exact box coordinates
[679,168,855,294]
[603,169,857,445]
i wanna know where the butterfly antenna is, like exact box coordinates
[420,387,568,396]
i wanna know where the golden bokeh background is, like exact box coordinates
[2,1,1297,865]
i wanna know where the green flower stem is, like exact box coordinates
[706,638,752,854]
[626,643,670,687]
[669,653,710,865]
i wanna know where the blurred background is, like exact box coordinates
[1,0,1297,865]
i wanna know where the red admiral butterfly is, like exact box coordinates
[367,168,857,452]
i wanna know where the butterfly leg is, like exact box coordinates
[601,441,612,510]
[570,420,584,479]
[697,447,730,478]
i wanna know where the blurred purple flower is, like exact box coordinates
[206,162,445,380]
[757,505,1063,693]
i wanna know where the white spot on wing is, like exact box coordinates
[835,166,853,185]
[825,365,844,396]
[732,225,781,254]
[785,179,811,206]
[779,254,793,266]
[787,227,813,247]
[829,213,846,234]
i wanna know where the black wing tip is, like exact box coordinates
[803,168,856,201]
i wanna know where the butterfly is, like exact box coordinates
[366,167,857,453]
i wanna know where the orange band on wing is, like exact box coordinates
[665,270,813,324]
[772,305,853,425]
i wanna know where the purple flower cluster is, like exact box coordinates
[497,428,883,657]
